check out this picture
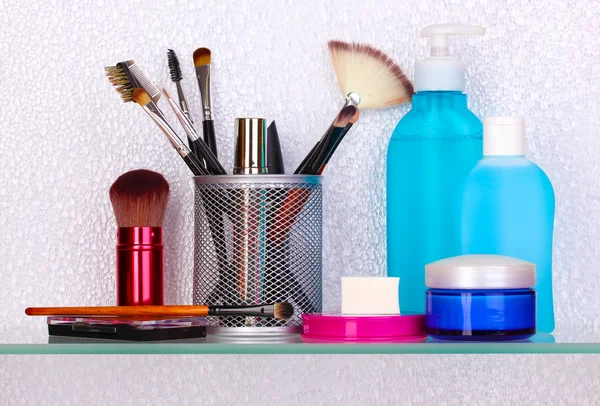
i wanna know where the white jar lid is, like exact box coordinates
[425,255,535,289]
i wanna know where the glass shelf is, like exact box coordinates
[2,335,600,355]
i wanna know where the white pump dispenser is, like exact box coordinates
[414,24,486,92]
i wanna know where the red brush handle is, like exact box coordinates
[116,227,164,306]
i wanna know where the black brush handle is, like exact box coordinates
[316,125,352,175]
[183,153,209,176]
[203,120,218,158]
[302,127,346,175]
[294,142,320,174]
[191,138,226,175]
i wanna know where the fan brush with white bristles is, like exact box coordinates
[328,40,414,109]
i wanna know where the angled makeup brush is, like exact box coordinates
[25,302,295,320]
[167,49,193,126]
[193,47,219,158]
[161,87,226,175]
[295,105,358,175]
[328,40,414,109]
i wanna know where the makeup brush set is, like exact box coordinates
[26,42,414,341]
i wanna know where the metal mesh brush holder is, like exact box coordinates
[193,175,323,337]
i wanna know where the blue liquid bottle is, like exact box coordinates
[387,24,485,313]
[460,117,556,333]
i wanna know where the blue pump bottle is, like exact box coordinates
[460,117,556,333]
[387,24,485,313]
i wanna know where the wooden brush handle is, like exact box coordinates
[25,305,210,318]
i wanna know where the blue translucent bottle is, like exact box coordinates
[387,24,485,313]
[460,117,556,333]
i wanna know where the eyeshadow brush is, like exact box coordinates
[193,47,219,158]
[26,302,294,320]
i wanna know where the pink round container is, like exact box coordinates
[301,313,427,343]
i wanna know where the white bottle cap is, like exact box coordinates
[414,24,486,92]
[426,255,536,289]
[483,116,526,156]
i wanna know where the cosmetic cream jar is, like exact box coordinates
[425,255,536,341]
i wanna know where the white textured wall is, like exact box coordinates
[1,0,600,403]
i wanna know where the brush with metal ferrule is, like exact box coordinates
[327,40,413,109]
[295,105,358,175]
[161,87,226,175]
[131,89,208,176]
[193,47,219,158]
[294,93,360,174]
[109,169,170,306]
[106,63,206,176]
[25,302,295,320]
[167,49,193,124]
[315,105,360,175]
[109,60,161,103]
[106,70,206,176]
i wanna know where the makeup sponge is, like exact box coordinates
[341,277,400,315]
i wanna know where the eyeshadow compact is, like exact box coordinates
[425,255,536,341]
[47,317,206,342]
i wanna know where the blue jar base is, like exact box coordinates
[426,326,536,342]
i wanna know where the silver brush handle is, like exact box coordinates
[162,88,199,142]
[162,88,226,175]
[175,81,193,124]
[195,64,212,121]
[142,101,192,158]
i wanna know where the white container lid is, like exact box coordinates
[425,255,536,289]
[483,116,526,156]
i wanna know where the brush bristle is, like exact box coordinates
[273,302,294,320]
[167,49,182,82]
[193,47,211,67]
[105,65,133,102]
[109,170,170,227]
[349,106,360,124]
[132,88,152,106]
[126,61,161,102]
[333,105,358,127]
[328,40,414,109]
